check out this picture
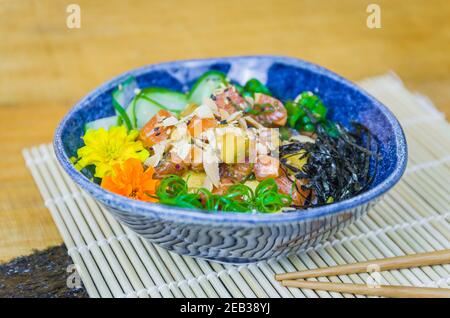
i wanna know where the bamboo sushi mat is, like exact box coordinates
[23,73,450,298]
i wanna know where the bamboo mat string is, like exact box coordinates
[23,73,450,298]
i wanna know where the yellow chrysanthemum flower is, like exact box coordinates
[74,126,149,178]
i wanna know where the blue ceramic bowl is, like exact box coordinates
[54,56,407,264]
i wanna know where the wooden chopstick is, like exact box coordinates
[281,280,450,298]
[275,249,450,281]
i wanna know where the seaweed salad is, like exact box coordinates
[72,71,378,213]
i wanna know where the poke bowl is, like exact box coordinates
[54,56,407,264]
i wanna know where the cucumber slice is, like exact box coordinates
[188,70,228,105]
[112,76,138,109]
[125,99,137,128]
[84,116,118,132]
[112,77,138,130]
[133,95,164,129]
[140,87,188,112]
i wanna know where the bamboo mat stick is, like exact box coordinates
[281,280,450,298]
[243,263,282,297]
[150,244,221,297]
[181,257,221,297]
[336,228,412,286]
[378,197,450,278]
[384,187,450,242]
[188,259,232,298]
[107,214,175,298]
[140,244,195,297]
[183,256,223,297]
[365,181,443,281]
[356,191,446,286]
[409,173,450,207]
[234,265,270,298]
[151,246,200,298]
[403,176,447,214]
[352,222,440,287]
[192,262,248,298]
[346,231,406,286]
[112,231,180,297]
[83,204,159,298]
[295,250,349,298]
[278,257,319,298]
[413,172,450,206]
[256,262,296,298]
[307,250,356,298]
[332,227,409,286]
[220,264,258,298]
[267,260,309,298]
[103,214,172,298]
[157,250,217,297]
[300,251,354,298]
[273,255,320,298]
[82,197,164,297]
[254,260,300,297]
[137,239,184,297]
[196,259,232,297]
[287,254,337,298]
[313,248,366,298]
[322,244,371,288]
[154,245,212,294]
[166,253,209,297]
[142,234,212,297]
[386,188,450,262]
[206,264,247,298]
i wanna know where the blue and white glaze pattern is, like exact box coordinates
[54,56,407,264]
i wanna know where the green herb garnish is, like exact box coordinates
[243,78,272,97]
[285,91,329,134]
[155,175,291,213]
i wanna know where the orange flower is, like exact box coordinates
[101,158,159,202]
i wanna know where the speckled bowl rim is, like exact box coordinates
[54,55,408,226]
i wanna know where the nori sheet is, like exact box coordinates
[0,245,88,298]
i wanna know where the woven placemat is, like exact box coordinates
[22,73,450,298]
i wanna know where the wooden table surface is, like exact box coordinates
[0,0,449,262]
